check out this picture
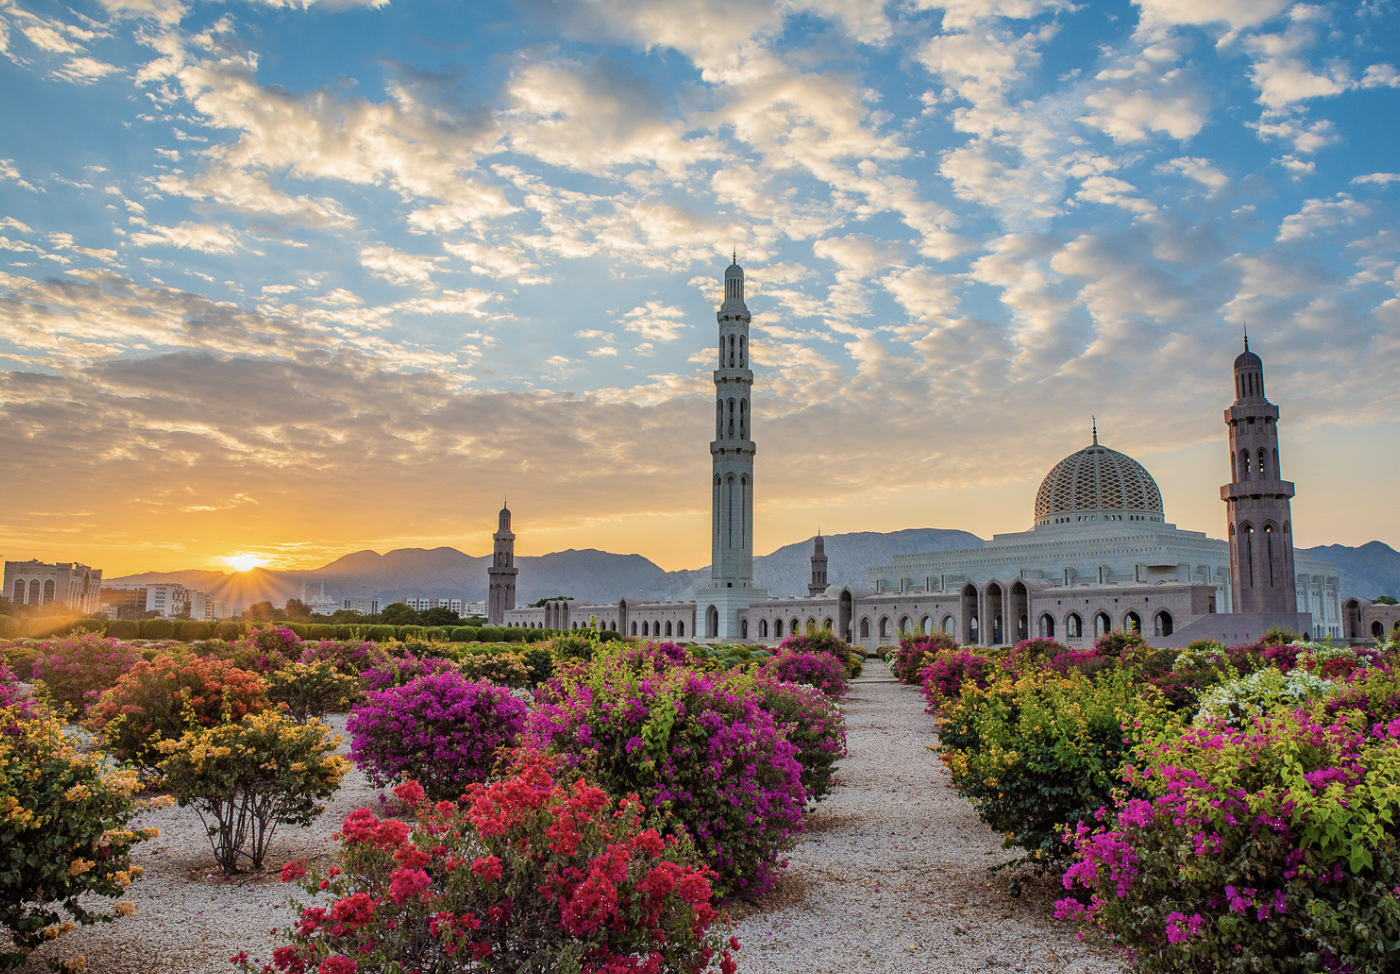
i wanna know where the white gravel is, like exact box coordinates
[15,677,1126,973]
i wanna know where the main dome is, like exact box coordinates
[1034,442,1164,528]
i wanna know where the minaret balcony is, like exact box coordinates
[1221,479,1296,501]
[710,439,756,455]
[713,368,754,382]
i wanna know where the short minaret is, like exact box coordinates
[697,256,768,640]
[808,533,828,596]
[487,503,518,625]
[1221,336,1297,613]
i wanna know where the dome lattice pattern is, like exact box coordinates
[1034,445,1164,521]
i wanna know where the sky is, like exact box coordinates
[1,0,1398,578]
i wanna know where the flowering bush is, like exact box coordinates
[1195,668,1335,726]
[359,654,459,692]
[243,753,738,974]
[203,630,295,674]
[157,712,348,873]
[890,632,957,684]
[1323,666,1400,726]
[348,671,528,800]
[1057,709,1400,973]
[0,660,25,712]
[267,660,361,723]
[298,639,392,677]
[1003,638,1070,675]
[30,633,142,714]
[741,674,846,805]
[0,704,164,969]
[1093,631,1149,660]
[760,650,847,699]
[935,667,1179,870]
[526,655,805,900]
[778,629,863,678]
[86,654,270,772]
[918,649,994,714]
[456,651,532,688]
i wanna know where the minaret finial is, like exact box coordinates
[1243,321,1248,352]
[732,248,737,265]
[1092,416,1098,445]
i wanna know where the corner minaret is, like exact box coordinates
[1221,336,1297,613]
[487,503,518,625]
[809,533,828,596]
[697,257,768,640]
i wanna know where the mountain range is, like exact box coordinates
[105,532,1400,615]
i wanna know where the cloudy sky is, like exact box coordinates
[1,0,1397,577]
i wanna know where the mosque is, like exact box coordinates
[497,260,1343,650]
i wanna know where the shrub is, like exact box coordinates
[397,625,427,641]
[1323,666,1400,726]
[1005,637,1070,674]
[104,619,139,640]
[31,633,143,714]
[175,620,210,641]
[1,644,39,682]
[249,626,304,660]
[360,654,459,692]
[471,626,500,643]
[213,621,242,641]
[157,712,347,873]
[742,674,846,805]
[335,625,361,640]
[348,672,528,800]
[935,668,1180,870]
[1057,710,1400,973]
[284,623,308,639]
[919,649,994,714]
[456,651,531,688]
[520,645,555,686]
[550,631,596,662]
[366,624,396,642]
[425,626,451,642]
[501,627,527,643]
[267,661,361,722]
[87,655,270,771]
[299,639,391,677]
[526,656,805,900]
[1093,630,1148,659]
[779,629,862,677]
[246,753,738,974]
[526,627,546,642]
[307,624,336,640]
[0,704,163,969]
[0,616,17,639]
[450,625,478,643]
[1195,668,1337,726]
[761,650,847,699]
[891,631,958,684]
[139,619,175,640]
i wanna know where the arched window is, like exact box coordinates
[12,580,23,603]
[718,336,725,368]
[790,618,800,637]
[879,617,890,638]
[942,615,955,635]
[1375,621,1386,639]
[1154,611,1173,637]
[1231,451,1237,480]
[1265,523,1276,586]
[1240,524,1255,587]
[969,616,979,643]
[1240,449,1251,481]
[805,617,816,632]
[823,618,834,631]
[739,399,747,438]
[899,616,911,635]
[1258,448,1268,479]
[665,621,673,637]
[920,615,931,634]
[706,606,719,639]
[729,334,736,367]
[859,618,869,638]
[641,621,649,637]
[1038,614,1056,638]
[1273,448,1279,477]
[775,619,784,637]
[727,399,735,437]
[741,619,748,639]
[42,579,55,603]
[677,621,684,637]
[716,401,722,437]
[739,335,746,367]
[1094,612,1111,637]
[759,619,769,638]
[1124,611,1141,634]
[1066,613,1082,639]
[631,621,638,636]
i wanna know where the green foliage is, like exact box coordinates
[502,626,528,643]
[476,626,504,643]
[457,650,532,688]
[379,602,419,626]
[934,667,1181,870]
[86,654,271,772]
[550,631,596,662]
[267,660,361,723]
[157,712,348,873]
[175,620,210,641]
[0,704,161,970]
[213,621,242,641]
[307,624,336,640]
[106,619,139,640]
[424,626,451,642]
[0,617,17,640]
[520,645,555,686]
[284,622,308,639]
[335,624,361,640]
[1373,595,1399,605]
[395,625,426,641]
[365,625,396,642]
[450,625,478,642]
[138,619,175,640]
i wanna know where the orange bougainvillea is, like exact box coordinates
[86,654,269,771]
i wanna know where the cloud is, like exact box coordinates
[0,158,41,193]
[1075,175,1154,214]
[1133,0,1290,36]
[128,221,242,253]
[442,241,548,284]
[51,56,120,84]
[1275,194,1370,242]
[1156,156,1229,192]
[620,301,689,342]
[357,245,440,288]
[1352,173,1400,187]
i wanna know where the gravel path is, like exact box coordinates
[728,671,1125,973]
[16,675,1126,973]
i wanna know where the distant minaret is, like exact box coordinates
[711,255,755,588]
[808,533,828,596]
[1221,335,1297,613]
[487,503,518,625]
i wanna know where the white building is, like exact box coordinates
[4,560,103,613]
[342,597,380,615]
[102,582,224,620]
[396,597,466,614]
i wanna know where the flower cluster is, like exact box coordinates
[348,671,528,800]
[889,632,957,684]
[761,650,847,699]
[918,649,994,714]
[742,673,847,805]
[1194,667,1336,726]
[30,633,143,714]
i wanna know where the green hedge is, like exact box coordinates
[286,622,309,639]
[450,626,478,643]
[308,624,336,640]
[214,621,242,641]
[139,619,175,640]
[0,616,18,639]
[176,620,211,641]
[476,626,504,643]
[106,619,139,639]
[366,625,396,642]
[396,625,427,641]
[599,629,621,643]
[525,628,545,643]
[425,626,450,642]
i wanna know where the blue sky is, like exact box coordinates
[1,0,1398,575]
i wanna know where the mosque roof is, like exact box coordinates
[1034,439,1164,523]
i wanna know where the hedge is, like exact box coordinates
[139,619,175,640]
[336,625,361,640]
[106,619,139,639]
[365,625,396,642]
[0,615,17,639]
[214,621,242,641]
[450,626,478,643]
[396,625,427,641]
[526,628,545,643]
[285,622,309,639]
[425,626,450,642]
[176,620,211,641]
[476,626,504,643]
[308,624,337,640]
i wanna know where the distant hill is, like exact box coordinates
[1303,541,1400,600]
[105,527,985,612]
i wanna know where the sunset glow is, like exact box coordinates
[226,555,268,573]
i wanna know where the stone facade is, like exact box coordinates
[1344,598,1400,642]
[487,505,518,625]
[4,560,103,614]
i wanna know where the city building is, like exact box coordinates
[501,261,1343,650]
[304,581,340,616]
[396,597,467,614]
[4,560,103,613]
[103,582,224,620]
[341,597,380,615]
[1344,599,1400,641]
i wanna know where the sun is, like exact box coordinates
[226,554,267,572]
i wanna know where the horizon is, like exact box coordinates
[2,0,1398,578]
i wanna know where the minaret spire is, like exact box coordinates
[1092,416,1097,445]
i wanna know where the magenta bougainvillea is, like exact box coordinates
[348,671,527,800]
[761,650,847,699]
[918,650,993,714]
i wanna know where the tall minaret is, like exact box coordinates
[1220,336,1297,614]
[809,533,828,596]
[487,503,518,625]
[698,257,768,640]
[711,256,756,588]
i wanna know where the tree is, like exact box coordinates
[243,600,275,622]
[379,602,420,625]
[284,598,312,618]
[528,595,574,608]
[1373,595,1399,606]
[421,605,461,626]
